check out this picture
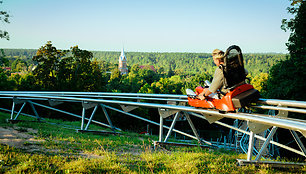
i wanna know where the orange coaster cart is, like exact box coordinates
[187,45,260,112]
[187,84,259,112]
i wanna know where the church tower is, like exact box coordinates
[118,48,128,75]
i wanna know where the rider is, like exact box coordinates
[198,48,248,100]
[198,49,226,100]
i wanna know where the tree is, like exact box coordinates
[0,49,8,66]
[107,68,121,92]
[69,45,96,91]
[167,65,175,77]
[11,58,27,72]
[32,42,108,91]
[0,69,16,90]
[266,1,306,101]
[18,73,40,91]
[32,41,66,90]
[139,77,185,94]
[251,73,268,94]
[0,1,11,90]
[0,0,10,40]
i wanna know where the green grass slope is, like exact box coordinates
[0,112,304,173]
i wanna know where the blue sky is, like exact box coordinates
[0,0,293,53]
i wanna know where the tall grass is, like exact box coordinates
[0,112,304,173]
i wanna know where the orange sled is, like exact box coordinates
[187,84,260,112]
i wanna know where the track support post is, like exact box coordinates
[159,116,163,142]
[290,130,306,156]
[84,105,98,131]
[101,105,115,132]
[81,107,86,130]
[184,112,202,144]
[247,131,255,161]
[28,101,41,121]
[255,126,278,161]
[164,112,180,142]
[10,101,15,120]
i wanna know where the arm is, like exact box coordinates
[198,68,223,100]
[198,88,212,100]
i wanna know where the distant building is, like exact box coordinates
[118,48,128,75]
[11,72,24,76]
[139,65,156,72]
[2,67,11,71]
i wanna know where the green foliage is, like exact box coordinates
[250,73,268,94]
[17,73,40,91]
[0,0,10,40]
[266,1,306,101]
[90,51,286,77]
[139,76,185,94]
[0,49,9,66]
[32,41,66,90]
[11,58,28,72]
[0,69,16,90]
[183,73,212,93]
[2,49,37,62]
[2,49,288,79]
[31,42,108,91]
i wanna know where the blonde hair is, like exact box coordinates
[212,49,224,60]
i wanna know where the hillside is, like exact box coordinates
[2,48,287,76]
[0,112,304,173]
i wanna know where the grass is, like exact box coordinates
[0,112,305,173]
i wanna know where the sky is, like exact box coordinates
[0,0,293,53]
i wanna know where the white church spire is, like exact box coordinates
[119,47,127,61]
[118,47,128,75]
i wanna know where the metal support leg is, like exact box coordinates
[101,105,115,132]
[159,116,163,142]
[84,105,98,130]
[28,101,40,121]
[14,102,27,120]
[164,112,180,142]
[81,107,86,130]
[30,101,116,130]
[103,104,210,144]
[184,112,202,143]
[247,131,255,161]
[255,126,278,161]
[290,130,306,156]
[10,102,15,120]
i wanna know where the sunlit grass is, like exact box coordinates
[0,112,305,173]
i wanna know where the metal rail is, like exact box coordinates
[0,91,306,104]
[1,91,306,111]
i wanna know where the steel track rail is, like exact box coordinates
[1,92,306,120]
[0,91,188,99]
[1,91,306,109]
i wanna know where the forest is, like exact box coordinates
[2,48,287,76]
[0,46,287,98]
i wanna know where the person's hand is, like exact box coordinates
[197,94,205,100]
